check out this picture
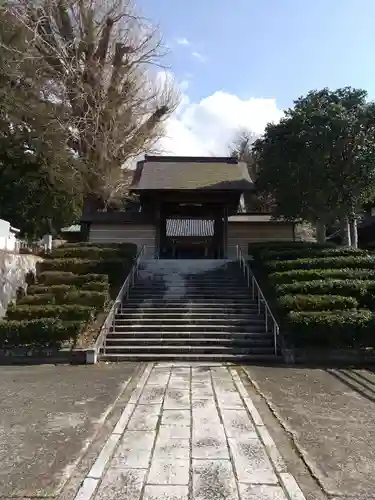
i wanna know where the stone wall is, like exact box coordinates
[0,251,42,318]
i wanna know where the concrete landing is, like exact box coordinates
[74,363,306,500]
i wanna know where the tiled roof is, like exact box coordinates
[131,157,253,191]
[166,219,214,237]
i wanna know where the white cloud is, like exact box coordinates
[160,88,284,156]
[191,51,207,63]
[176,37,190,46]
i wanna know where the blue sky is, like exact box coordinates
[141,0,375,108]
[138,0,375,154]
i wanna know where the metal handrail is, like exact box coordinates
[236,245,280,355]
[94,245,147,357]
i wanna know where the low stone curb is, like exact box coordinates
[282,347,375,366]
[0,346,92,364]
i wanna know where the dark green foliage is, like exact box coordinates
[0,318,84,347]
[275,279,375,298]
[28,282,109,295]
[38,272,108,285]
[7,304,95,321]
[51,246,133,260]
[287,310,374,348]
[54,291,107,307]
[269,268,375,284]
[17,294,55,305]
[277,294,358,312]
[261,247,366,262]
[266,255,375,272]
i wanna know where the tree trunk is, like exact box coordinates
[349,217,358,249]
[341,217,351,246]
[315,220,326,244]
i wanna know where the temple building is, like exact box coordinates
[81,155,295,257]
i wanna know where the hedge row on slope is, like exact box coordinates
[0,242,137,348]
[248,241,375,348]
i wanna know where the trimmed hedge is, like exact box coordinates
[7,304,95,321]
[260,247,366,262]
[0,318,84,347]
[39,258,132,284]
[38,272,108,285]
[266,255,375,272]
[51,246,134,260]
[287,310,374,348]
[28,282,109,295]
[269,268,375,284]
[18,294,55,305]
[276,279,375,298]
[277,294,358,312]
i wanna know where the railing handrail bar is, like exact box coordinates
[236,245,280,330]
[94,244,146,352]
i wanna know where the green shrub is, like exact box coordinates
[28,282,109,295]
[17,294,55,305]
[39,258,101,274]
[54,291,107,307]
[266,255,375,272]
[7,304,95,321]
[277,294,359,312]
[287,309,374,348]
[39,258,132,283]
[51,246,124,260]
[38,271,108,285]
[0,318,84,347]
[248,241,336,256]
[268,268,375,284]
[276,279,375,298]
[261,247,366,262]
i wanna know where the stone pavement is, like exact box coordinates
[244,366,375,500]
[75,363,306,500]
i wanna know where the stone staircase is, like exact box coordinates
[100,259,280,362]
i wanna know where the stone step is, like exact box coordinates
[115,312,261,320]
[119,305,259,312]
[99,352,279,362]
[103,345,275,355]
[104,337,273,346]
[124,298,255,303]
[114,316,263,324]
[106,331,271,339]
[112,326,267,334]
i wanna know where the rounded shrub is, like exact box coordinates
[6,304,95,321]
[287,309,374,348]
[268,268,375,284]
[38,272,108,285]
[277,294,358,312]
[266,255,375,272]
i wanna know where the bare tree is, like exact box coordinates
[229,129,258,181]
[7,0,179,211]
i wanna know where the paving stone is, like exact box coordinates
[147,370,171,386]
[148,459,190,485]
[111,431,155,469]
[191,385,213,399]
[192,424,229,459]
[279,473,306,500]
[216,391,244,410]
[257,426,287,473]
[238,484,288,500]
[210,367,231,379]
[143,485,189,500]
[94,468,146,500]
[164,389,190,410]
[88,434,121,479]
[138,386,165,405]
[159,425,190,439]
[221,409,257,438]
[153,438,190,460]
[228,436,278,485]
[74,478,99,500]
[192,459,239,500]
[192,400,221,427]
[161,410,191,427]
[127,404,161,431]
